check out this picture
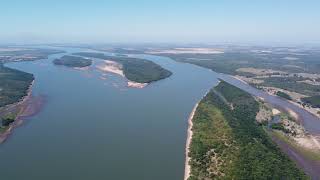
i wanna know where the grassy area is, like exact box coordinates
[276,91,292,100]
[53,55,92,68]
[189,81,307,179]
[73,52,172,83]
[301,95,320,108]
[0,63,34,107]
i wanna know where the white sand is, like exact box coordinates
[97,60,125,77]
[272,108,281,115]
[184,103,199,180]
[97,60,148,88]
[295,135,320,150]
[127,81,147,88]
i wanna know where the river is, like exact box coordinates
[0,47,219,180]
[0,47,319,179]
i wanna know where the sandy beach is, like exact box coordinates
[184,102,199,180]
[97,60,148,88]
[127,81,147,88]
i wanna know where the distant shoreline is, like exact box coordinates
[184,89,212,180]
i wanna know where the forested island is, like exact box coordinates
[73,52,172,83]
[53,55,92,68]
[188,81,306,179]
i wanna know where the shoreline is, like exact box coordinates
[184,88,213,180]
[232,75,320,119]
[184,102,199,180]
[97,60,148,88]
[0,80,35,143]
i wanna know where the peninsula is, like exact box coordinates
[186,81,307,179]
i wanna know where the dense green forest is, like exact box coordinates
[189,81,307,179]
[53,55,92,68]
[0,64,34,107]
[73,52,172,83]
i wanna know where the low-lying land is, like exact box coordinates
[73,52,172,83]
[187,81,307,179]
[0,47,64,63]
[53,55,92,68]
[156,46,320,117]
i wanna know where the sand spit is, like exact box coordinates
[127,81,147,88]
[97,60,148,88]
[97,60,125,77]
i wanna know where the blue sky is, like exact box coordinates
[1,0,319,44]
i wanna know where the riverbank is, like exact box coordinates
[184,102,199,180]
[186,81,307,179]
[261,86,320,119]
[97,60,148,88]
[0,80,38,143]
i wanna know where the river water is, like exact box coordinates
[0,47,319,179]
[0,47,218,180]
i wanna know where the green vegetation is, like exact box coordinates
[1,113,16,126]
[0,48,65,63]
[0,63,34,107]
[166,49,320,97]
[53,55,92,68]
[276,91,292,100]
[167,50,320,75]
[301,95,320,108]
[189,81,307,179]
[260,77,320,96]
[73,52,172,83]
[271,123,290,133]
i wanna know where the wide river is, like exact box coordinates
[0,47,219,180]
[0,47,319,179]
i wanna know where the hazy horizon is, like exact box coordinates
[1,0,320,45]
